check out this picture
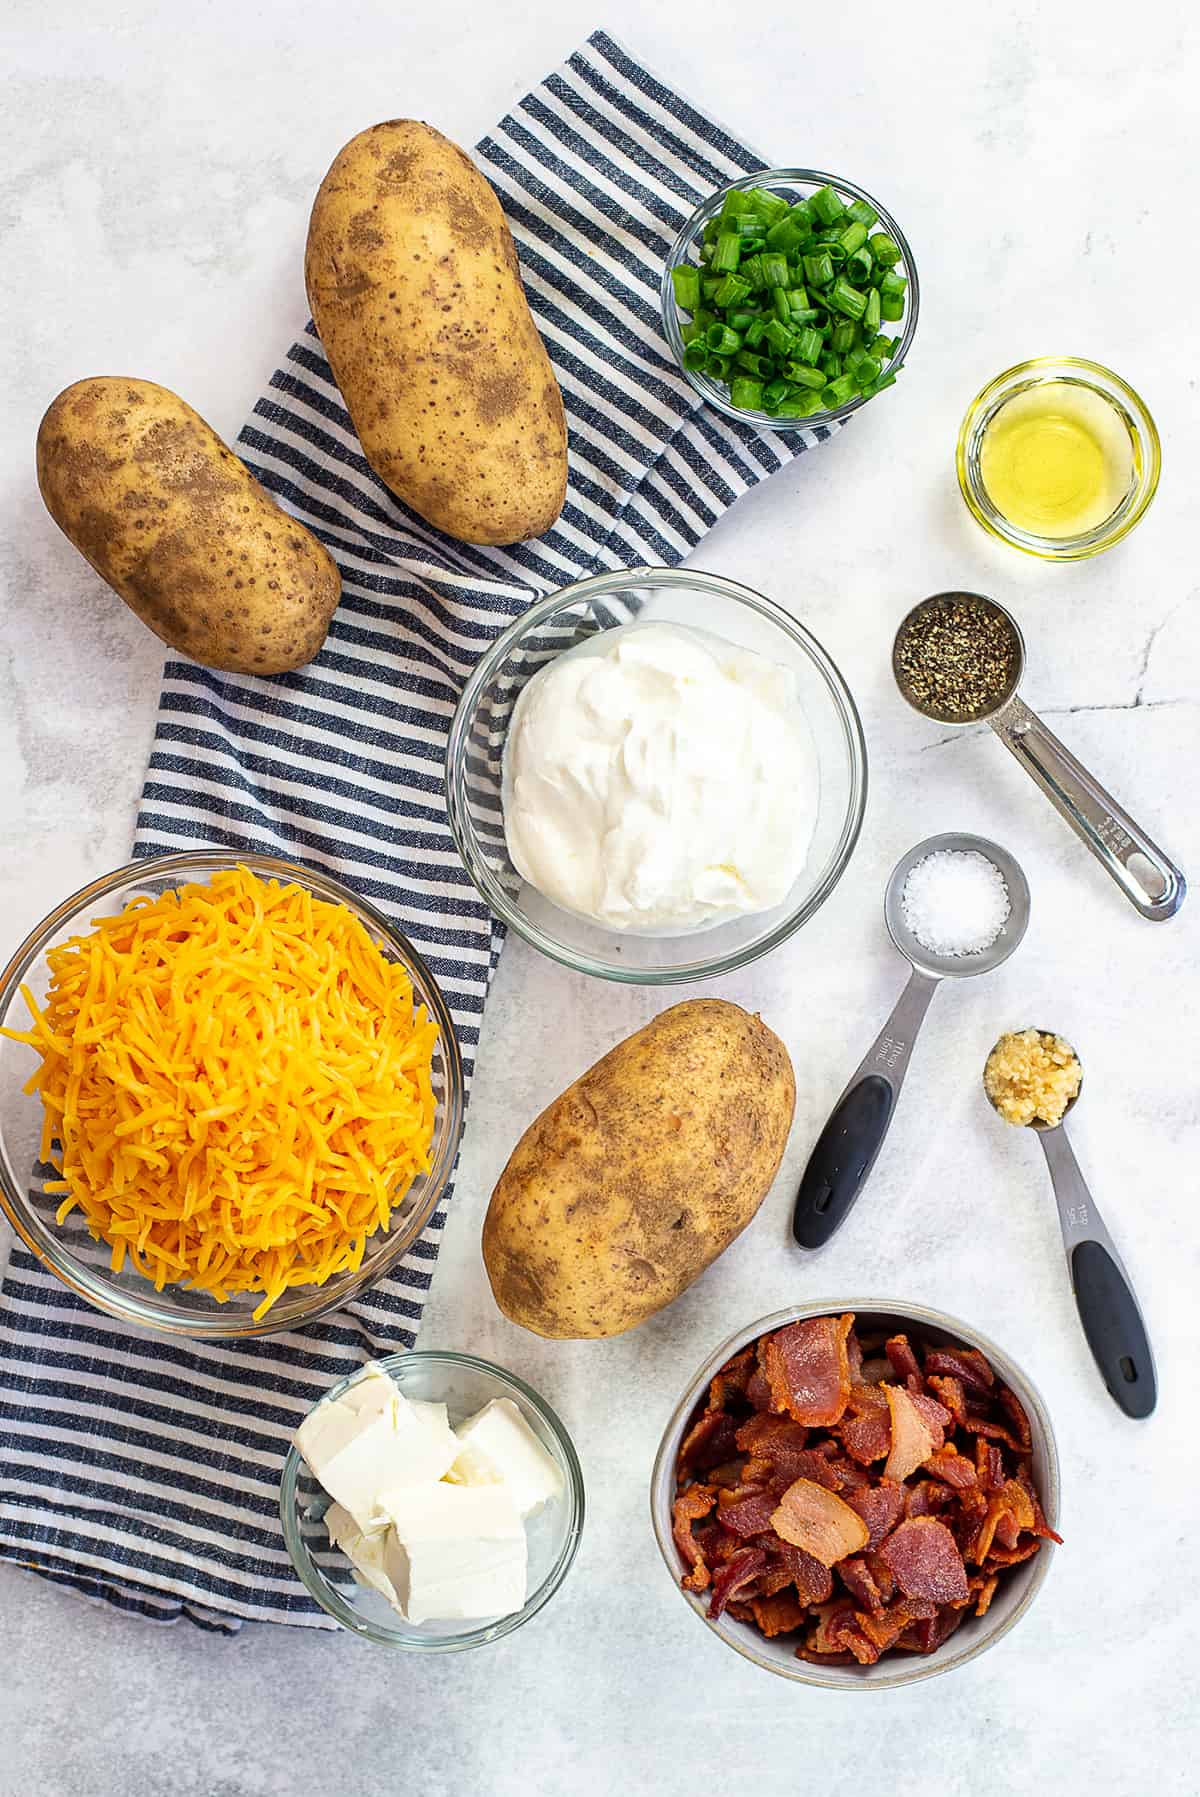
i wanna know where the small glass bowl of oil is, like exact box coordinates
[957,356,1160,561]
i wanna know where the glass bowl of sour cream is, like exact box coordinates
[445,567,867,983]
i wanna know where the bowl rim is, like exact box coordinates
[955,354,1162,560]
[279,1349,586,1650]
[650,1298,1061,1690]
[0,849,465,1339]
[660,166,920,433]
[445,564,869,984]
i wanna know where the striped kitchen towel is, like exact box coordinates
[0,29,837,1631]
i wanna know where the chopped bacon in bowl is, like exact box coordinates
[668,1311,1060,1673]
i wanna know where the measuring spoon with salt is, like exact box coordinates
[983,1030,1156,1418]
[793,832,1029,1250]
[893,591,1185,921]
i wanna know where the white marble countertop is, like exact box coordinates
[3,2,1198,1792]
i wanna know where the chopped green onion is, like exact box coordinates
[729,376,765,410]
[784,362,827,390]
[803,250,835,288]
[828,277,868,320]
[671,264,702,312]
[809,184,844,226]
[706,322,742,354]
[711,231,742,274]
[793,325,824,366]
[712,273,751,308]
[671,181,906,415]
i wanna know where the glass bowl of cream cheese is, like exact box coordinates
[280,1352,584,1649]
[446,566,867,982]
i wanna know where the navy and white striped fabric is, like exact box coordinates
[0,30,836,1631]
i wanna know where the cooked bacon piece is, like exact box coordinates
[824,1453,871,1491]
[762,1315,854,1427]
[884,1334,924,1387]
[923,1345,995,1393]
[858,1355,892,1385]
[734,1414,844,1494]
[925,1445,977,1490]
[716,1488,777,1539]
[845,1327,865,1384]
[961,1414,1025,1454]
[904,1480,955,1519]
[707,1344,756,1413]
[772,1477,870,1566]
[706,1460,747,1490]
[749,1592,808,1637]
[1013,1462,1064,1543]
[896,1603,967,1654]
[880,1517,970,1605]
[838,1383,893,1465]
[883,1382,945,1482]
[678,1410,739,1479]
[855,1595,937,1652]
[724,1599,756,1623]
[806,1597,881,1664]
[865,1550,896,1602]
[985,1540,1041,1569]
[673,1485,715,1591]
[838,1555,886,1614]
[795,1647,857,1666]
[708,1546,768,1619]
[843,1478,904,1549]
[973,1573,1000,1617]
[974,1436,1006,1493]
[997,1385,1033,1450]
[746,1365,772,1412]
[773,1542,834,1605]
[927,1372,967,1426]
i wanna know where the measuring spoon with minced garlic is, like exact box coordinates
[984,1028,1156,1418]
[894,591,1185,921]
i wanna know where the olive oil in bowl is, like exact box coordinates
[957,358,1160,561]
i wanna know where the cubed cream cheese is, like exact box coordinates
[447,1397,564,1517]
[322,1502,402,1607]
[382,1482,527,1623]
[295,1367,460,1530]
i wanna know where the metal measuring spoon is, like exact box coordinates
[894,592,1185,922]
[984,1032,1156,1419]
[793,832,1030,1249]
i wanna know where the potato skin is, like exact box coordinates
[36,378,341,675]
[305,120,568,546]
[483,1000,796,1339]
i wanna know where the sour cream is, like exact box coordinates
[502,621,817,933]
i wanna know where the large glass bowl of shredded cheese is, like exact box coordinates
[0,853,464,1338]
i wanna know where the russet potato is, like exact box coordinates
[36,377,341,674]
[305,120,567,545]
[483,1000,796,1339]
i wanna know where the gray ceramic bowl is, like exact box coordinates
[650,1300,1060,1689]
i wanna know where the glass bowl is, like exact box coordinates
[445,566,867,983]
[661,167,919,431]
[0,851,464,1338]
[956,356,1161,560]
[651,1300,1061,1690]
[280,1351,584,1648]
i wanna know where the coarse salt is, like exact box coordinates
[900,850,1010,957]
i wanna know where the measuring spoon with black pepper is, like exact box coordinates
[793,832,1030,1250]
[894,592,1185,920]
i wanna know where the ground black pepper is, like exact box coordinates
[893,594,1021,723]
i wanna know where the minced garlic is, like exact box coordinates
[984,1029,1081,1129]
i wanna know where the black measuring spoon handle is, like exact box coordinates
[792,969,939,1250]
[1038,1125,1157,1419]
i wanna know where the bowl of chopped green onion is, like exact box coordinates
[662,169,918,428]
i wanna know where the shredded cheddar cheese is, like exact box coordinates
[3,866,440,1319]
